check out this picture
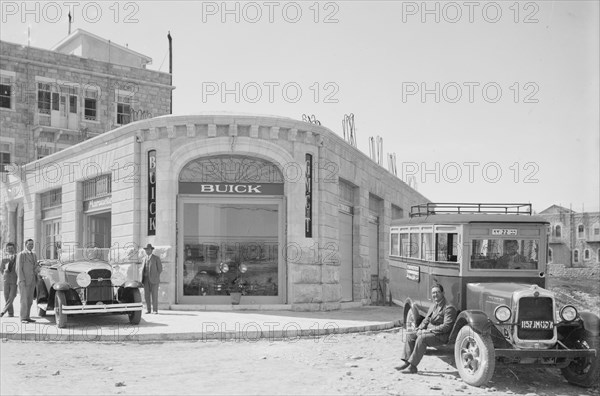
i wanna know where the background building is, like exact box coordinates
[540,205,600,267]
[0,28,174,248]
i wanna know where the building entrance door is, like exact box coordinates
[339,205,353,302]
[178,196,285,304]
[368,215,379,302]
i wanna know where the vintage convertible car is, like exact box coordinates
[36,254,143,328]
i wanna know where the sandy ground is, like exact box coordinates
[1,329,599,396]
[1,275,598,395]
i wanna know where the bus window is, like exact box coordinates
[399,232,409,257]
[410,233,420,258]
[391,232,400,256]
[471,239,539,270]
[422,233,434,261]
[436,232,458,262]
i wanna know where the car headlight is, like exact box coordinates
[560,305,578,322]
[111,271,126,287]
[494,305,512,322]
[219,262,229,273]
[76,272,91,288]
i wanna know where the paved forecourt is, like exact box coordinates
[0,296,403,342]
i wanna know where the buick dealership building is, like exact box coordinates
[1,114,428,310]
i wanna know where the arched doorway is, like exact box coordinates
[177,155,286,304]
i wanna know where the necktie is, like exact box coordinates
[143,258,148,279]
[7,256,15,272]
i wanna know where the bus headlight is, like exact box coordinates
[76,272,91,288]
[494,305,512,322]
[560,305,578,322]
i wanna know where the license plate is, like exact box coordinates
[520,320,553,330]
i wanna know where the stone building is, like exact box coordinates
[539,205,600,267]
[1,113,428,310]
[0,28,174,248]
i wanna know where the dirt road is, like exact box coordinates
[2,330,599,396]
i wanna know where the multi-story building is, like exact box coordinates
[539,205,600,267]
[0,28,174,248]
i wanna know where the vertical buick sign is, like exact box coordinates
[305,154,313,238]
[148,150,157,235]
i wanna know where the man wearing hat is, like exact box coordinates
[142,243,162,314]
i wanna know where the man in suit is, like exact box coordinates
[142,243,162,314]
[396,284,457,374]
[0,242,18,317]
[16,239,38,323]
[497,240,531,269]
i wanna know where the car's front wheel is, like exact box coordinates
[561,330,600,387]
[127,289,142,325]
[454,326,495,387]
[54,291,67,328]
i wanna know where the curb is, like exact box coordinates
[1,319,403,343]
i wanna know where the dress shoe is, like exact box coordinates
[402,364,418,374]
[152,311,158,314]
[146,311,151,314]
[26,318,36,323]
[8,314,14,317]
[0,311,5,317]
[394,361,410,371]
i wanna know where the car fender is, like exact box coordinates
[36,277,49,302]
[579,311,600,336]
[449,310,492,343]
[403,298,419,317]
[123,280,143,289]
[52,282,70,291]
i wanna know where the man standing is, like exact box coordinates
[142,243,162,314]
[0,242,18,317]
[16,239,38,323]
[396,284,457,374]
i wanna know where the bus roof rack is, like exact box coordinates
[410,203,533,218]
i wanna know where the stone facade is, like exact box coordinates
[2,114,428,311]
[539,205,600,268]
[0,30,173,248]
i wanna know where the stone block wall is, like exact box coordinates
[0,40,172,166]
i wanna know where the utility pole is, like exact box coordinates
[168,31,173,114]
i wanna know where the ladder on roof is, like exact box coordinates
[410,203,533,218]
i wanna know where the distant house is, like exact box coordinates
[539,205,600,267]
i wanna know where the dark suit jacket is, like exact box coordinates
[16,249,38,286]
[142,254,162,284]
[0,254,18,283]
[418,298,457,337]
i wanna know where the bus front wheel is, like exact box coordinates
[454,326,495,387]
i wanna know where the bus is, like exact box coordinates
[388,203,599,387]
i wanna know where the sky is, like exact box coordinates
[1,0,599,213]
